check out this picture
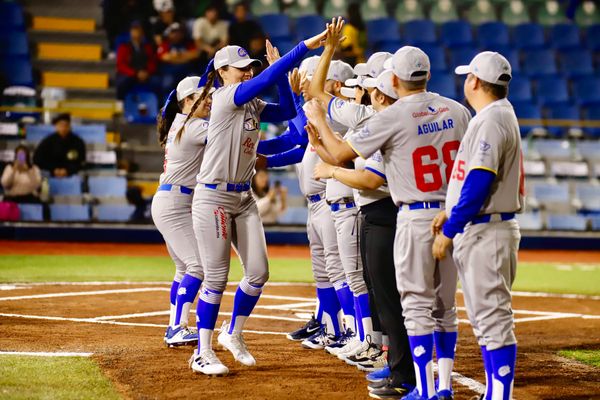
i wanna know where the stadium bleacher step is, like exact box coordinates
[42,71,109,89]
[32,16,96,33]
[56,99,121,121]
[38,42,102,61]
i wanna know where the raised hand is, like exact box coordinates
[325,16,345,49]
[305,122,321,148]
[304,99,327,125]
[265,39,281,66]
[288,68,301,95]
[314,162,335,180]
[303,27,328,50]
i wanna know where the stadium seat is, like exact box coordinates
[532,139,572,159]
[26,124,106,144]
[508,76,532,102]
[95,204,135,222]
[50,204,90,222]
[531,182,571,210]
[590,215,600,230]
[537,1,567,27]
[26,124,54,142]
[573,77,600,106]
[374,40,404,54]
[546,214,587,231]
[429,0,459,25]
[523,49,558,77]
[0,31,28,56]
[513,101,543,136]
[294,15,325,41]
[585,24,600,50]
[448,46,478,69]
[576,183,600,211]
[440,21,474,48]
[576,1,600,27]
[124,91,158,124]
[549,23,582,50]
[512,23,546,50]
[544,103,581,137]
[361,0,388,21]
[271,38,295,55]
[584,105,600,137]
[427,74,458,99]
[287,0,318,18]
[467,0,497,25]
[88,176,127,197]
[516,212,544,230]
[550,161,589,178]
[403,20,437,46]
[558,48,594,78]
[501,0,531,26]
[322,0,348,20]
[251,0,280,16]
[259,14,291,40]
[277,206,308,225]
[367,18,401,47]
[523,160,546,176]
[18,204,44,222]
[421,45,447,72]
[0,56,33,86]
[535,77,569,105]
[576,140,600,160]
[477,22,510,48]
[49,176,83,196]
[0,2,25,31]
[395,0,425,23]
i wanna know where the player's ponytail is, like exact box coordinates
[174,69,217,144]
[157,90,181,148]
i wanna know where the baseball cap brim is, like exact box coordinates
[454,65,470,75]
[353,63,368,76]
[345,78,358,87]
[340,87,356,98]
[229,58,262,69]
[361,77,377,88]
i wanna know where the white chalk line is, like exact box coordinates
[0,351,92,357]
[433,364,485,395]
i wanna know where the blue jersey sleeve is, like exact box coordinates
[258,125,299,155]
[260,76,296,122]
[266,145,307,168]
[442,169,496,239]
[288,93,308,144]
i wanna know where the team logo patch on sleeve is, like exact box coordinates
[334,98,345,108]
[479,139,491,152]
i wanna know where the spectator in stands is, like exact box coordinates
[1,145,42,203]
[228,2,265,53]
[193,3,229,66]
[340,3,366,65]
[152,0,177,45]
[252,169,287,224]
[157,23,199,91]
[102,0,154,51]
[33,114,86,178]
[116,21,159,99]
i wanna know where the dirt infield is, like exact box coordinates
[0,282,599,400]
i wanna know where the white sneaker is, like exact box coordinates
[336,336,363,361]
[217,321,256,367]
[189,348,229,376]
[342,340,370,364]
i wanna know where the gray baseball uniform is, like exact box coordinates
[347,91,472,335]
[193,83,269,293]
[446,98,523,351]
[151,114,208,281]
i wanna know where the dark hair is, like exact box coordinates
[14,145,32,168]
[479,75,510,99]
[374,88,397,106]
[174,69,218,144]
[346,4,364,31]
[400,78,428,91]
[157,92,182,148]
[52,113,71,125]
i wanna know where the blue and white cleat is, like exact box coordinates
[366,365,391,382]
[189,348,229,377]
[324,329,354,355]
[401,388,438,400]
[165,326,198,347]
[301,327,339,350]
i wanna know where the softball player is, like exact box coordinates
[151,76,212,347]
[305,46,472,400]
[433,52,522,400]
[188,29,330,376]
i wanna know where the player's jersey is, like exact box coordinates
[296,143,326,196]
[160,113,209,188]
[354,151,390,207]
[446,98,524,215]
[197,82,266,184]
[347,91,472,206]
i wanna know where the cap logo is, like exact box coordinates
[237,48,248,57]
[415,61,422,68]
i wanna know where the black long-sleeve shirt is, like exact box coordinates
[33,132,86,176]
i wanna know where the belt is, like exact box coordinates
[330,201,356,212]
[157,184,194,195]
[307,192,325,203]
[398,201,442,211]
[471,213,515,225]
[204,182,251,192]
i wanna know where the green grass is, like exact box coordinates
[559,349,600,368]
[0,355,121,400]
[0,255,599,295]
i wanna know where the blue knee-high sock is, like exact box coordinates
[315,289,324,322]
[408,334,436,399]
[168,280,179,327]
[489,344,517,400]
[228,278,263,334]
[174,274,202,328]
[196,287,222,352]
[481,346,493,400]
[353,295,364,340]
[356,292,372,342]
[333,281,355,332]
[434,331,458,392]
[316,283,342,336]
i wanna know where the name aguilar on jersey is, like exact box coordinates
[417,118,455,135]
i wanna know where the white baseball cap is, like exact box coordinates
[299,56,320,78]
[340,87,356,99]
[154,0,174,12]
[454,51,512,86]
[176,77,201,101]
[327,60,355,82]
[362,70,399,99]
[344,75,367,88]
[384,46,430,81]
[214,45,262,70]
[354,52,393,78]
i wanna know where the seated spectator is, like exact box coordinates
[102,0,154,51]
[252,169,287,224]
[228,2,265,53]
[158,23,199,91]
[116,21,159,99]
[193,3,229,63]
[152,0,177,46]
[1,145,42,203]
[33,114,86,177]
[340,4,366,65]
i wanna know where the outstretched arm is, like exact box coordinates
[308,17,345,105]
[314,163,385,190]
[266,146,307,168]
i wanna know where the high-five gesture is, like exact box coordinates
[288,68,302,95]
[265,39,281,66]
[325,16,345,50]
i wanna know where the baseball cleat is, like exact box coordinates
[217,321,256,366]
[189,349,229,376]
[368,378,391,391]
[345,336,382,366]
[400,388,437,400]
[286,315,321,341]
[301,327,339,350]
[368,382,413,399]
[324,329,354,355]
[337,337,366,361]
[165,326,198,347]
[358,350,388,372]
[366,365,391,383]
[436,389,453,400]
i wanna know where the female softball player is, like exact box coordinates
[188,27,331,376]
[151,76,213,347]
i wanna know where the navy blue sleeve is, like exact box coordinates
[288,93,308,145]
[260,76,296,122]
[442,169,496,239]
[258,126,298,155]
[266,145,307,168]
[233,42,309,107]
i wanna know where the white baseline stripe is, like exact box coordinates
[0,288,168,302]
[0,351,92,357]
[256,301,316,310]
[94,310,306,323]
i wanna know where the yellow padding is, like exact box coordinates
[38,43,102,61]
[42,72,108,89]
[129,181,160,198]
[33,16,95,32]
[106,132,120,144]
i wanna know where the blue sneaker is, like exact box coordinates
[301,327,339,349]
[401,388,438,400]
[436,389,453,400]
[366,365,390,382]
[324,328,355,355]
[165,326,198,347]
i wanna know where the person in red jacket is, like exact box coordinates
[116,21,160,99]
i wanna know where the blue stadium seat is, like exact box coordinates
[0,31,28,56]
[585,24,600,51]
[576,183,600,211]
[26,124,106,144]
[0,2,24,31]
[549,23,581,50]
[50,204,90,222]
[558,48,594,78]
[367,18,401,47]
[584,105,600,137]
[590,215,600,231]
[513,101,543,136]
[573,77,600,106]
[271,38,295,55]
[440,21,474,48]
[477,22,510,47]
[535,77,569,105]
[295,15,325,40]
[95,204,135,222]
[259,14,291,40]
[507,76,532,102]
[547,214,587,231]
[427,74,458,99]
[448,46,478,69]
[516,212,543,230]
[533,139,572,159]
[421,45,447,72]
[88,176,127,197]
[18,204,43,222]
[49,176,83,196]
[523,49,558,77]
[532,182,570,205]
[403,20,437,45]
[277,206,308,225]
[375,40,403,54]
[513,23,546,49]
[544,103,580,137]
[26,124,54,142]
[0,56,33,86]
[124,91,158,124]
[576,139,600,159]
